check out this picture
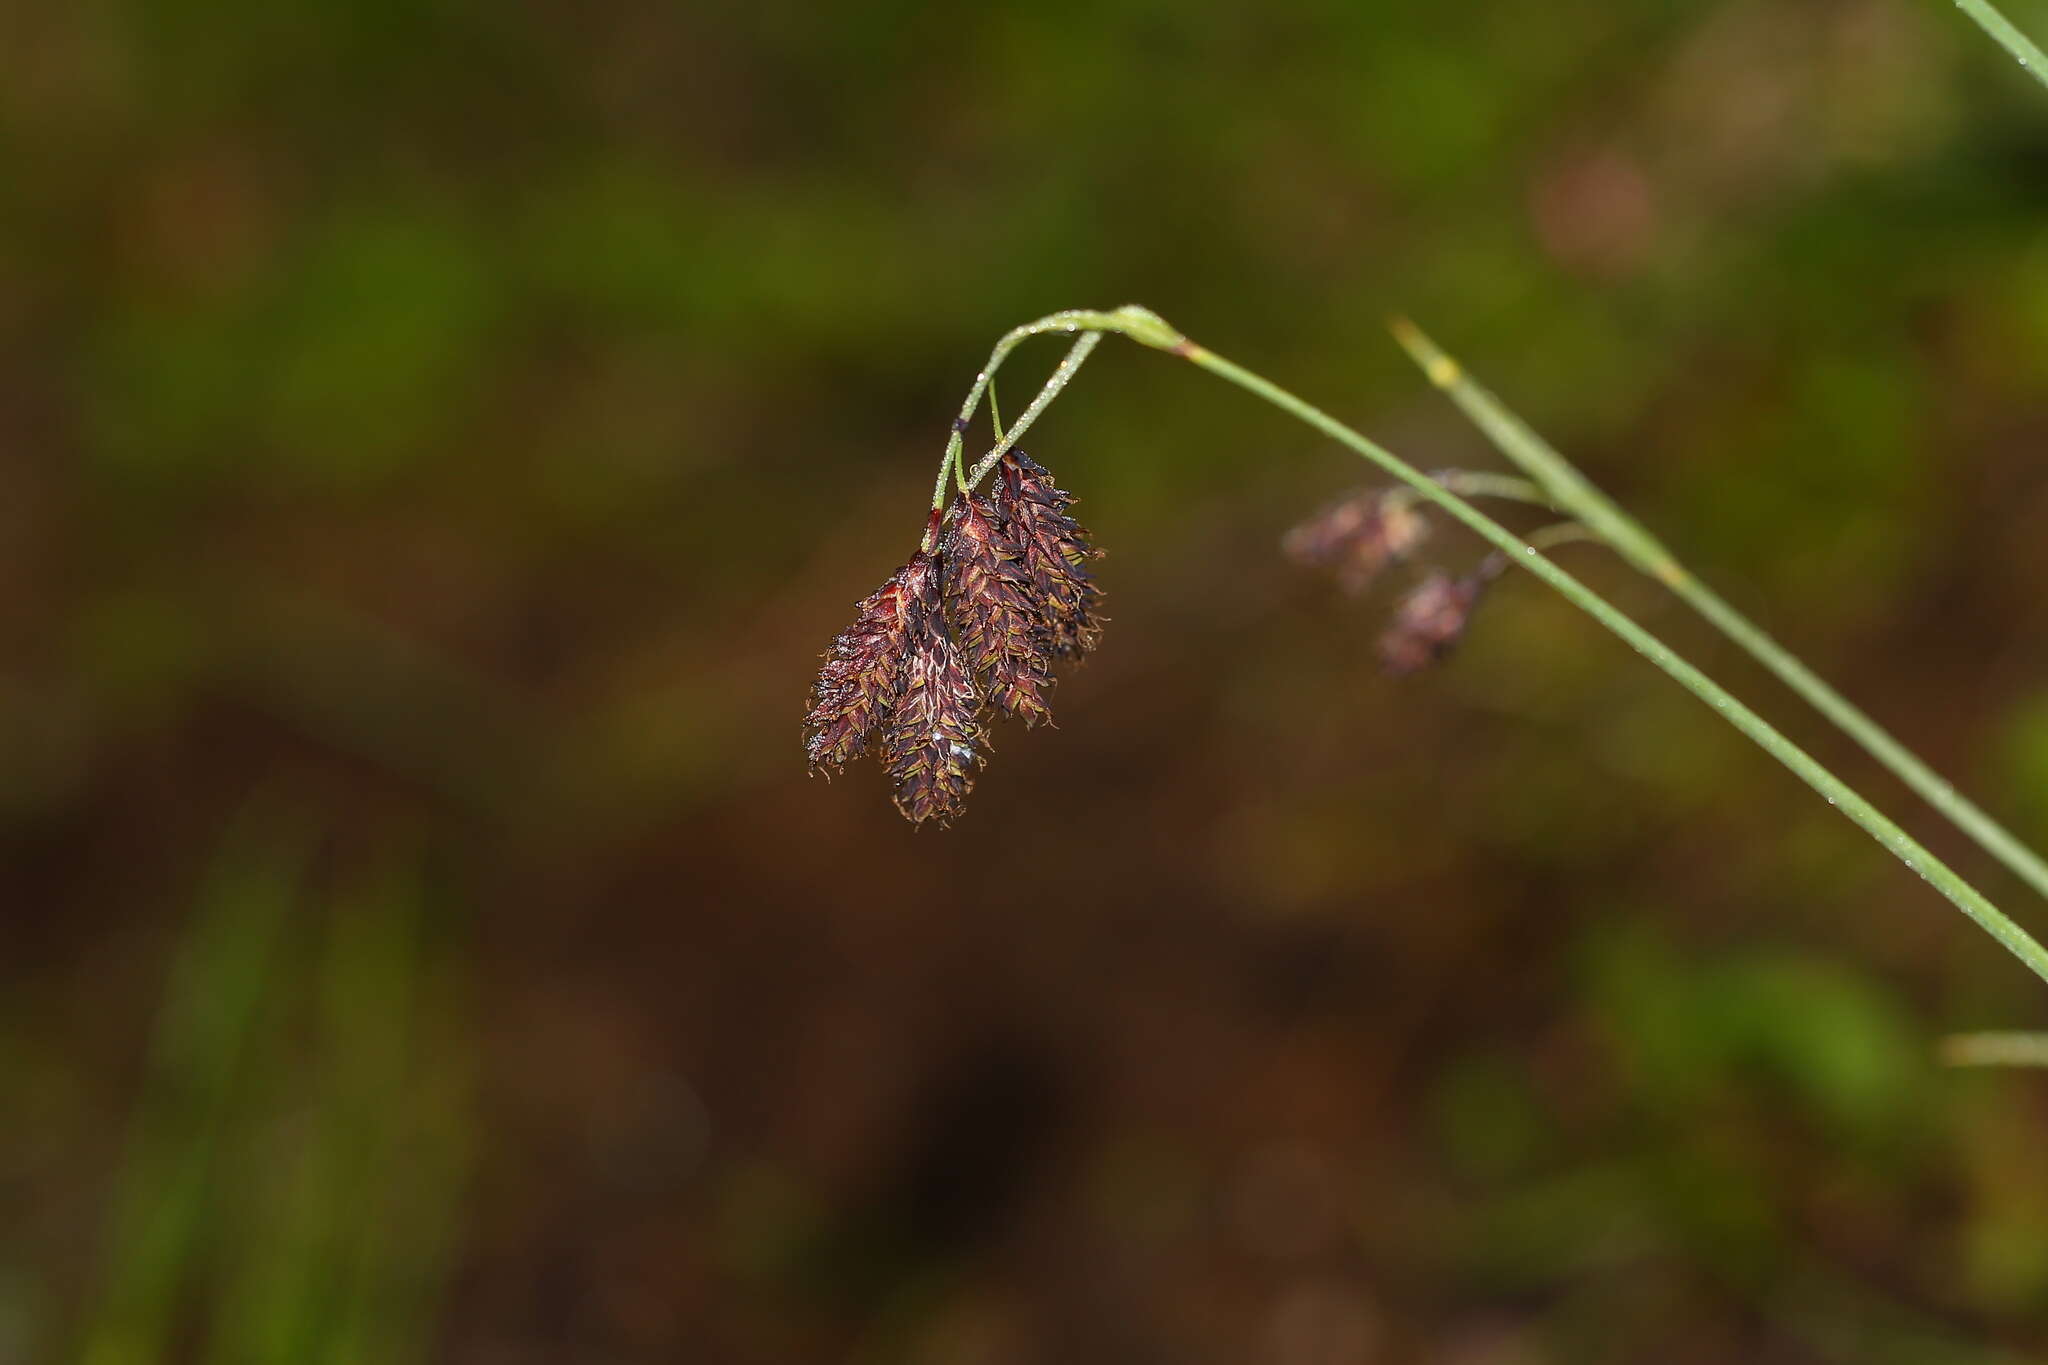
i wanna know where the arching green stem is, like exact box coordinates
[924,323,1106,549]
[938,305,2048,989]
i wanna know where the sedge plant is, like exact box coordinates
[803,305,2048,1005]
[807,0,2048,1021]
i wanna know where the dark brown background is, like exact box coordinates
[6,0,2048,1361]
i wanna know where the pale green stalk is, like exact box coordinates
[1942,1031,2048,1066]
[940,305,2048,988]
[1395,469,1553,510]
[960,332,1101,489]
[1391,320,2048,908]
[1952,0,2048,91]
[925,325,1101,545]
[1522,521,1603,554]
[1445,471,1551,506]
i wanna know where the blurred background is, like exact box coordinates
[5,0,2048,1360]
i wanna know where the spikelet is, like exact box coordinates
[994,450,1104,661]
[1283,488,1429,595]
[1378,568,1495,675]
[803,558,919,775]
[884,554,988,826]
[944,495,1056,726]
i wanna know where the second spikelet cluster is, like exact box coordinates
[804,451,1104,826]
[1284,486,1500,673]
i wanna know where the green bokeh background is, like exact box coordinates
[6,0,2048,1360]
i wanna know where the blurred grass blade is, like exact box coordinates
[80,822,469,1365]
[1942,1032,2048,1066]
[1781,1258,2032,1364]
[202,856,468,1365]
[1390,318,2048,910]
[1952,0,2048,91]
[80,817,308,1365]
[318,866,471,1365]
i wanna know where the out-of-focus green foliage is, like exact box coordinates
[6,0,2048,1359]
[65,815,468,1365]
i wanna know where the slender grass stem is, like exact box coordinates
[1523,521,1603,554]
[1391,320,2048,908]
[1468,524,1598,588]
[1392,470,1554,510]
[1952,0,2048,91]
[960,332,1101,490]
[1941,1031,2048,1066]
[941,305,2048,989]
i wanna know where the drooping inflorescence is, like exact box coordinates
[803,450,1107,826]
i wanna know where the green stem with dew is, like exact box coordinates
[1390,320,2048,909]
[924,327,1101,549]
[937,305,2048,990]
[1951,0,2048,91]
[1521,521,1603,555]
